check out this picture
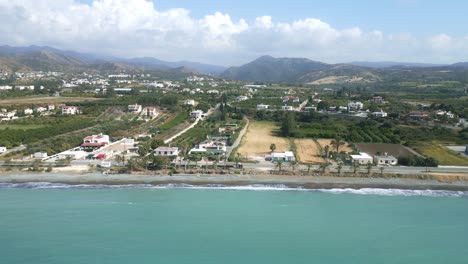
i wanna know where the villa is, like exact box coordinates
[62,106,80,115]
[154,147,179,156]
[81,133,110,149]
[350,152,373,164]
[128,104,143,113]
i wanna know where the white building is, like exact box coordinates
[0,146,7,153]
[128,104,142,113]
[236,95,249,101]
[15,85,34,90]
[143,107,158,117]
[36,107,47,113]
[436,111,455,119]
[282,105,294,111]
[350,152,373,164]
[81,133,110,149]
[62,106,80,115]
[154,147,179,156]
[268,151,296,162]
[47,104,55,111]
[0,111,16,120]
[372,109,388,118]
[256,104,269,110]
[24,108,34,115]
[207,89,219,94]
[374,154,398,166]
[58,150,88,160]
[33,152,48,159]
[190,110,204,119]
[184,99,197,106]
[0,85,13,90]
[348,101,364,110]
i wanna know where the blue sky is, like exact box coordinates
[78,0,468,37]
[2,0,468,65]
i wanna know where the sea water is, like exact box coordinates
[1,183,468,264]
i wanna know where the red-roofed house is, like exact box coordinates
[81,133,110,149]
[143,107,158,117]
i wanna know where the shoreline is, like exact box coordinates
[2,171,468,191]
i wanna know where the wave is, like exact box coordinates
[0,182,466,197]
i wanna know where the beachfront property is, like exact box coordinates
[154,147,179,156]
[0,146,7,153]
[58,150,88,160]
[62,106,80,115]
[374,154,398,166]
[189,140,227,156]
[81,133,110,149]
[128,104,142,113]
[190,110,204,119]
[350,152,373,164]
[266,151,296,162]
[33,152,48,159]
[256,104,269,110]
[282,105,294,111]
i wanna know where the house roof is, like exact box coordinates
[154,147,179,152]
[81,142,108,147]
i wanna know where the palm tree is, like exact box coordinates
[307,164,312,174]
[324,145,330,160]
[336,164,343,175]
[379,166,385,177]
[319,163,330,174]
[289,160,298,172]
[352,161,359,174]
[276,160,283,172]
[115,154,125,166]
[366,163,373,176]
[330,137,345,153]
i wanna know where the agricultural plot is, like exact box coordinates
[0,96,102,106]
[414,142,468,166]
[316,139,353,153]
[355,143,419,157]
[294,139,324,164]
[237,121,290,160]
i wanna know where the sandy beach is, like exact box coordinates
[2,171,468,191]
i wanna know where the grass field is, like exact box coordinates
[0,96,102,106]
[414,141,468,166]
[0,124,46,130]
[237,121,290,159]
[294,139,324,164]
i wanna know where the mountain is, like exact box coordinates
[0,45,227,75]
[450,62,468,68]
[221,56,378,84]
[350,61,446,68]
[221,55,330,82]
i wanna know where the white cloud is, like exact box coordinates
[0,0,467,65]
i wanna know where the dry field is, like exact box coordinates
[294,139,324,164]
[237,121,290,159]
[0,96,103,106]
[317,139,353,153]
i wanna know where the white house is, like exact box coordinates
[154,147,179,156]
[0,111,16,120]
[58,150,88,160]
[62,106,80,115]
[207,89,219,94]
[282,105,294,111]
[128,104,142,113]
[184,99,197,106]
[143,107,158,117]
[348,101,364,110]
[236,95,249,101]
[256,104,269,110]
[0,85,13,90]
[24,108,33,115]
[189,140,227,155]
[36,107,47,113]
[0,146,7,153]
[374,154,398,166]
[81,133,110,149]
[268,151,296,162]
[33,152,48,159]
[436,111,455,119]
[350,152,373,164]
[47,104,55,111]
[190,110,204,119]
[372,109,388,118]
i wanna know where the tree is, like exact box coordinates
[275,160,283,172]
[324,145,330,160]
[319,163,330,174]
[150,138,164,149]
[115,154,125,166]
[289,160,298,172]
[366,163,373,176]
[379,166,385,177]
[331,137,345,153]
[352,161,360,174]
[336,164,343,175]
[270,143,277,153]
[317,101,330,111]
[280,112,296,137]
[138,142,151,157]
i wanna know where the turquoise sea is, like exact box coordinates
[1,183,468,264]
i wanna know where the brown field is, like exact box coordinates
[294,139,324,164]
[355,143,419,157]
[237,121,290,158]
[317,139,353,153]
[0,96,103,106]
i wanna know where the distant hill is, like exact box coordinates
[350,61,446,68]
[221,55,331,82]
[221,56,379,84]
[0,45,227,75]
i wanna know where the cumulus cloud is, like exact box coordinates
[0,0,467,65]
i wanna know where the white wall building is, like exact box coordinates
[154,147,179,156]
[62,106,80,115]
[190,110,204,119]
[268,151,296,162]
[374,154,398,166]
[0,146,7,153]
[128,104,142,113]
[256,104,269,110]
[81,133,110,148]
[143,107,158,117]
[24,108,33,115]
[348,101,364,110]
[350,152,373,164]
[372,109,388,118]
[282,105,294,111]
[184,99,197,106]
